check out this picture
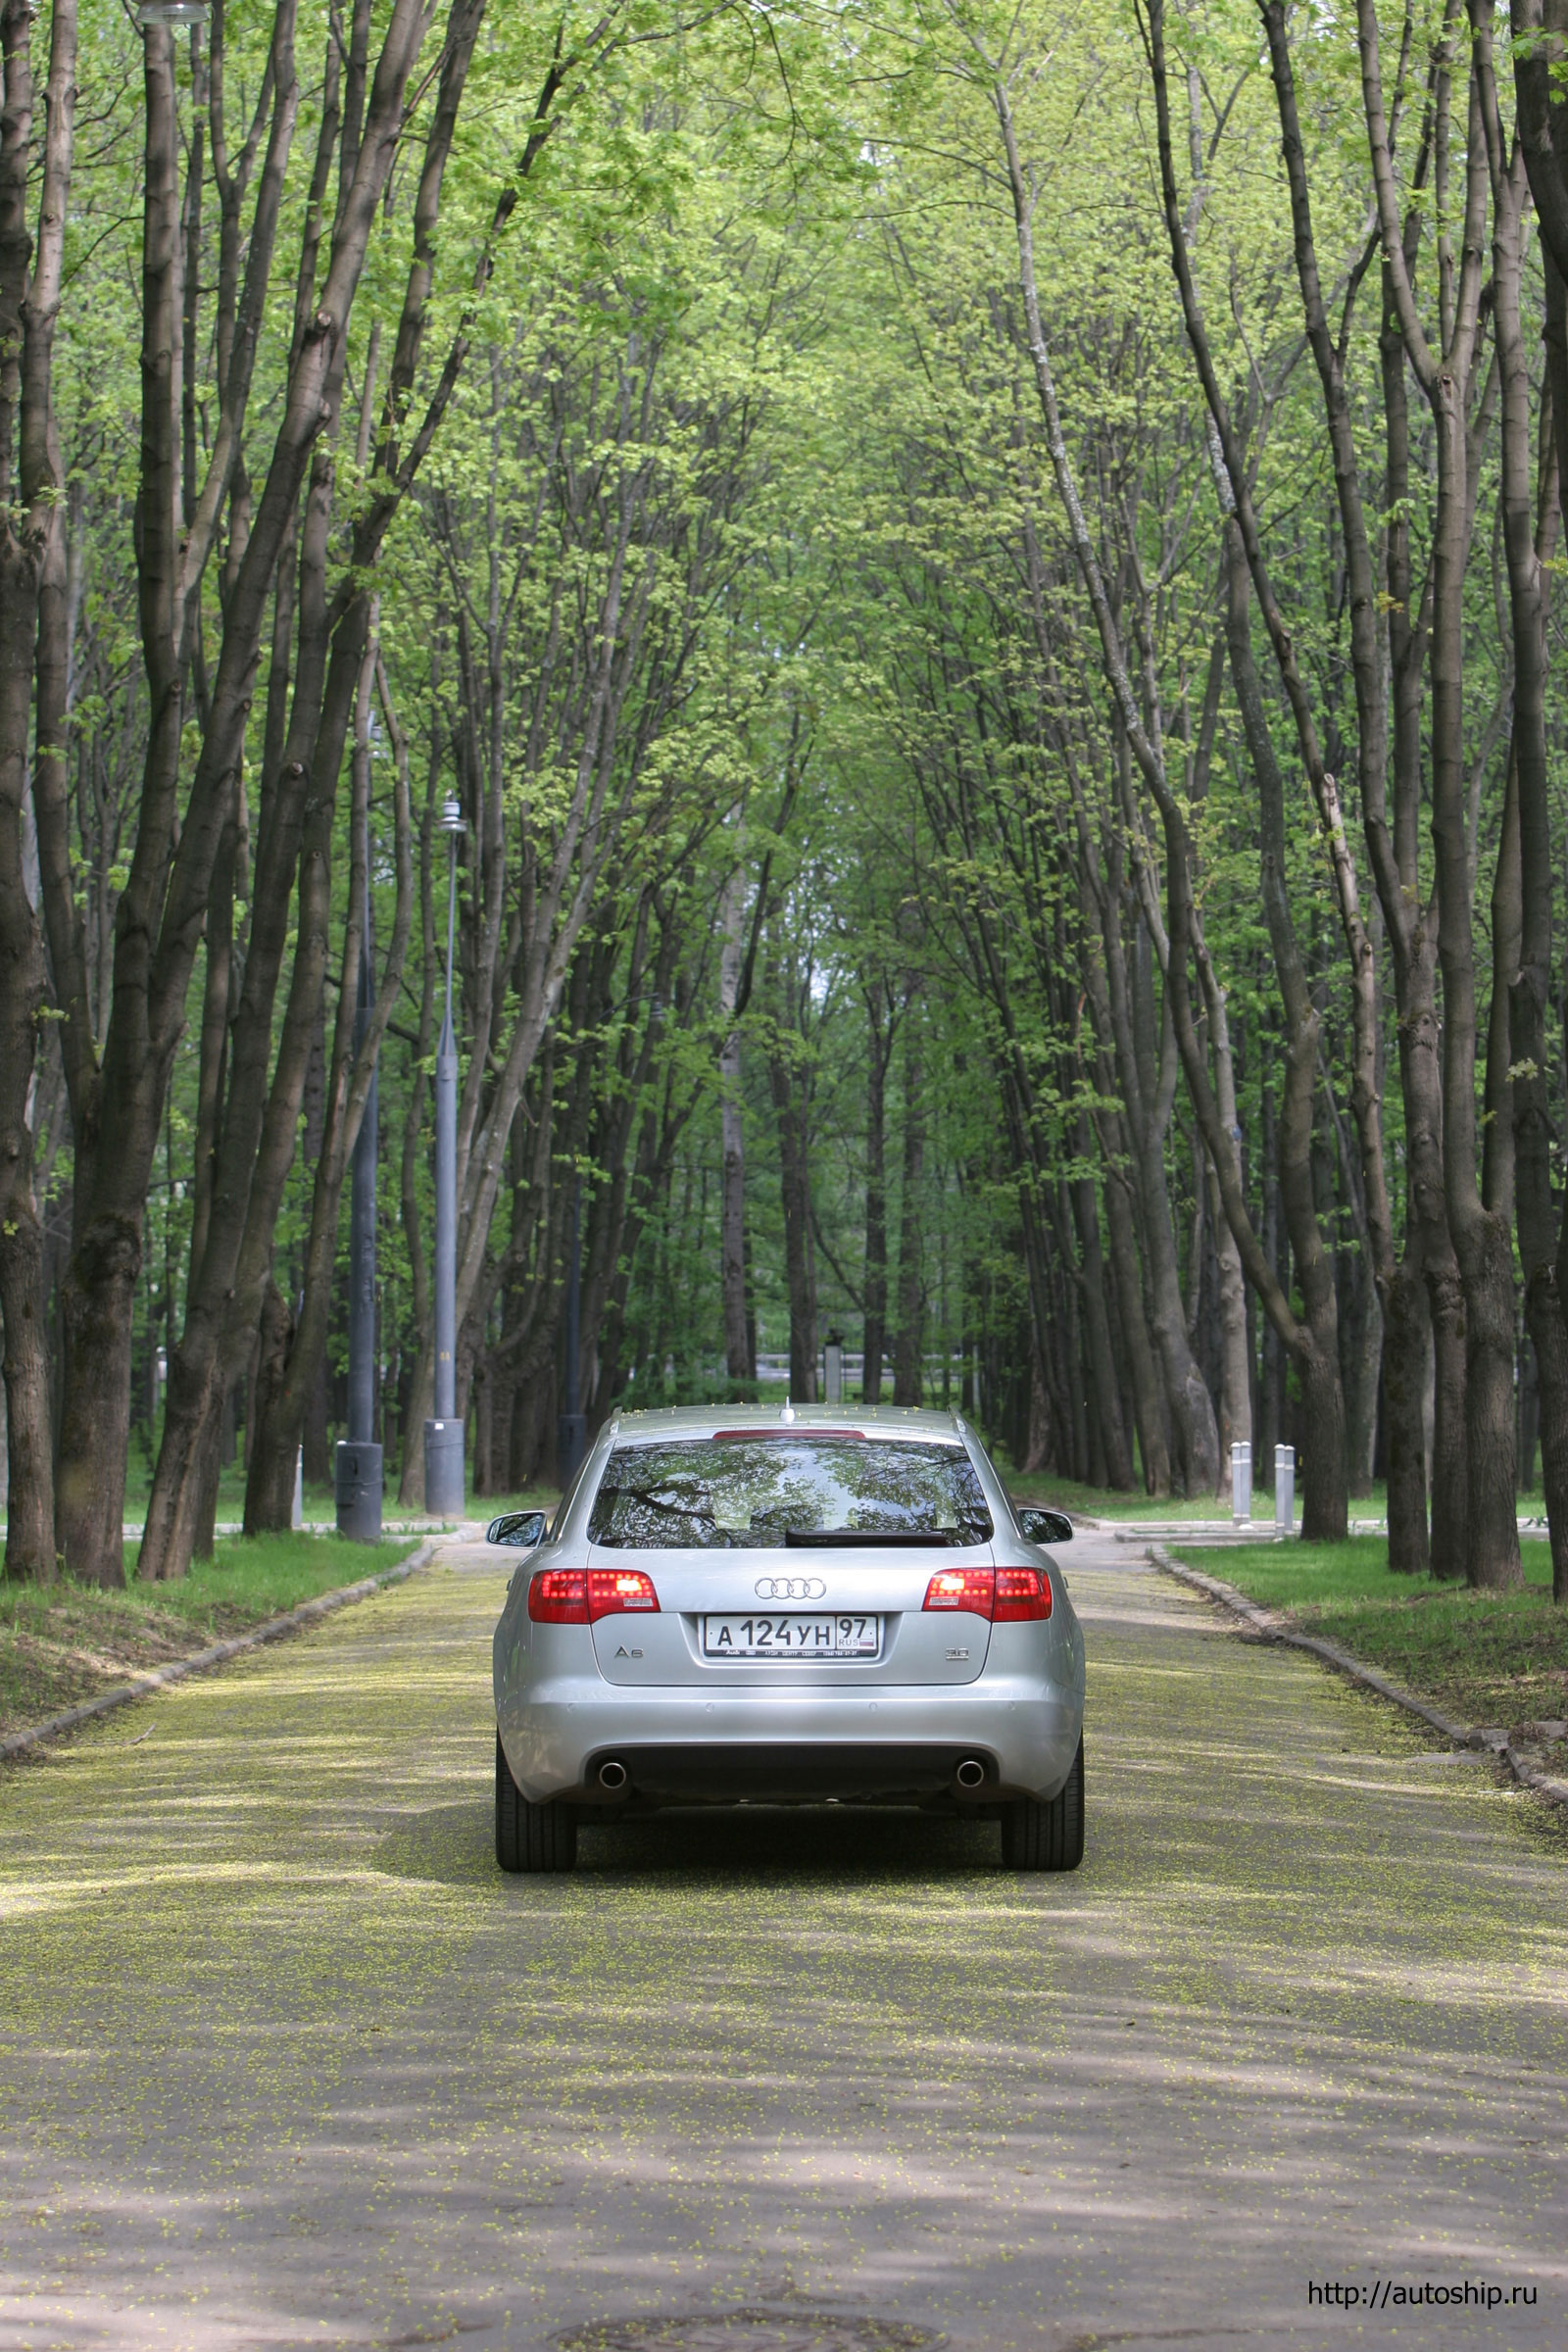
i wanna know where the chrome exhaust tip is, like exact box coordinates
[955,1757,987,1791]
[597,1758,629,1792]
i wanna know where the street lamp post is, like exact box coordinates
[336,850,382,1542]
[423,798,466,1518]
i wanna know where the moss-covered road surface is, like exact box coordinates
[0,1539,1564,2352]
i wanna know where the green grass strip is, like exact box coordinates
[0,1531,421,1738]
[1173,1535,1568,1736]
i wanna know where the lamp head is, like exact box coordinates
[138,1,210,24]
[438,796,466,836]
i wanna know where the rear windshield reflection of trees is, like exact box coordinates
[587,1441,993,1549]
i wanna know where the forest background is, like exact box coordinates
[4,0,1568,1603]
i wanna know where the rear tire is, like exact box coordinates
[1000,1737,1084,1872]
[496,1729,577,1873]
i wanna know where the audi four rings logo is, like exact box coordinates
[754,1575,826,1600]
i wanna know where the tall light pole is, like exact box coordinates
[423,797,466,1517]
[337,820,382,1542]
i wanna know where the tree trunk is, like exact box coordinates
[1254,0,1441,1554]
[1255,1075,1280,1483]
[1132,12,1362,1534]
[1021,1341,1051,1475]
[1484,60,1568,1598]
[1384,1249,1430,1573]
[1050,1195,1088,1481]
[718,864,749,1383]
[54,25,231,1586]
[0,1180,53,1582]
[891,1014,924,1407]
[510,1350,552,1489]
[775,1098,816,1401]
[140,0,484,1579]
[1207,1152,1250,1501]
[1526,268,1568,1600]
[1106,887,1203,1495]
[1070,1134,1133,1489]
[1433,425,1521,1591]
[1519,1324,1540,1496]
[1298,1339,1347,1542]
[244,631,399,1530]
[1348,1267,1385,1500]
[1366,253,1460,1573]
[186,806,241,1290]
[0,0,74,1584]
[139,569,362,1579]
[861,976,889,1404]
[0,520,53,1578]
[1195,944,1251,1501]
[1075,844,1171,1495]
[1513,5,1568,1604]
[1219,519,1347,1538]
[1128,976,1215,1496]
[765,942,817,1403]
[245,1281,297,1531]
[47,0,437,1588]
[1101,1148,1170,1494]
[1356,0,1519,1587]
[472,1354,494,1494]
[187,1397,226,1563]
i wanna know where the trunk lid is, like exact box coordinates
[588,1541,995,1686]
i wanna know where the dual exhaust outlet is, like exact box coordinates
[593,1754,989,1794]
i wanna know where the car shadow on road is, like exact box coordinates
[581,1806,1004,1881]
[372,1799,1006,1886]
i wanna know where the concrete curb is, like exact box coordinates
[1150,1544,1568,1816]
[1,1539,438,1764]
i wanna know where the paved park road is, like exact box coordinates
[1,1538,1565,2352]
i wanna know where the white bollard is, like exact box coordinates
[292,1445,304,1531]
[1231,1442,1251,1526]
[1274,1445,1295,1536]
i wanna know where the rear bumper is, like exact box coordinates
[496,1675,1082,1806]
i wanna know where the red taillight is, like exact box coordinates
[921,1564,1052,1621]
[923,1566,996,1616]
[588,1568,660,1620]
[529,1569,588,1623]
[993,1564,1053,1621]
[528,1568,661,1624]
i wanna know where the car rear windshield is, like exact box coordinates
[586,1437,993,1550]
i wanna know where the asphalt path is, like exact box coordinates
[0,1533,1564,2352]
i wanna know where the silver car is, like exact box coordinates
[489,1403,1085,1874]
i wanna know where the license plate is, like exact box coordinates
[702,1613,881,1659]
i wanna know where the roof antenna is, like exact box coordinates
[779,1396,796,1424]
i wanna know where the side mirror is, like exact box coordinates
[1017,1506,1073,1546]
[487,1509,548,1548]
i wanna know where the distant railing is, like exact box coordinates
[722,1351,966,1383]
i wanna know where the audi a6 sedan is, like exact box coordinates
[488,1403,1086,1874]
